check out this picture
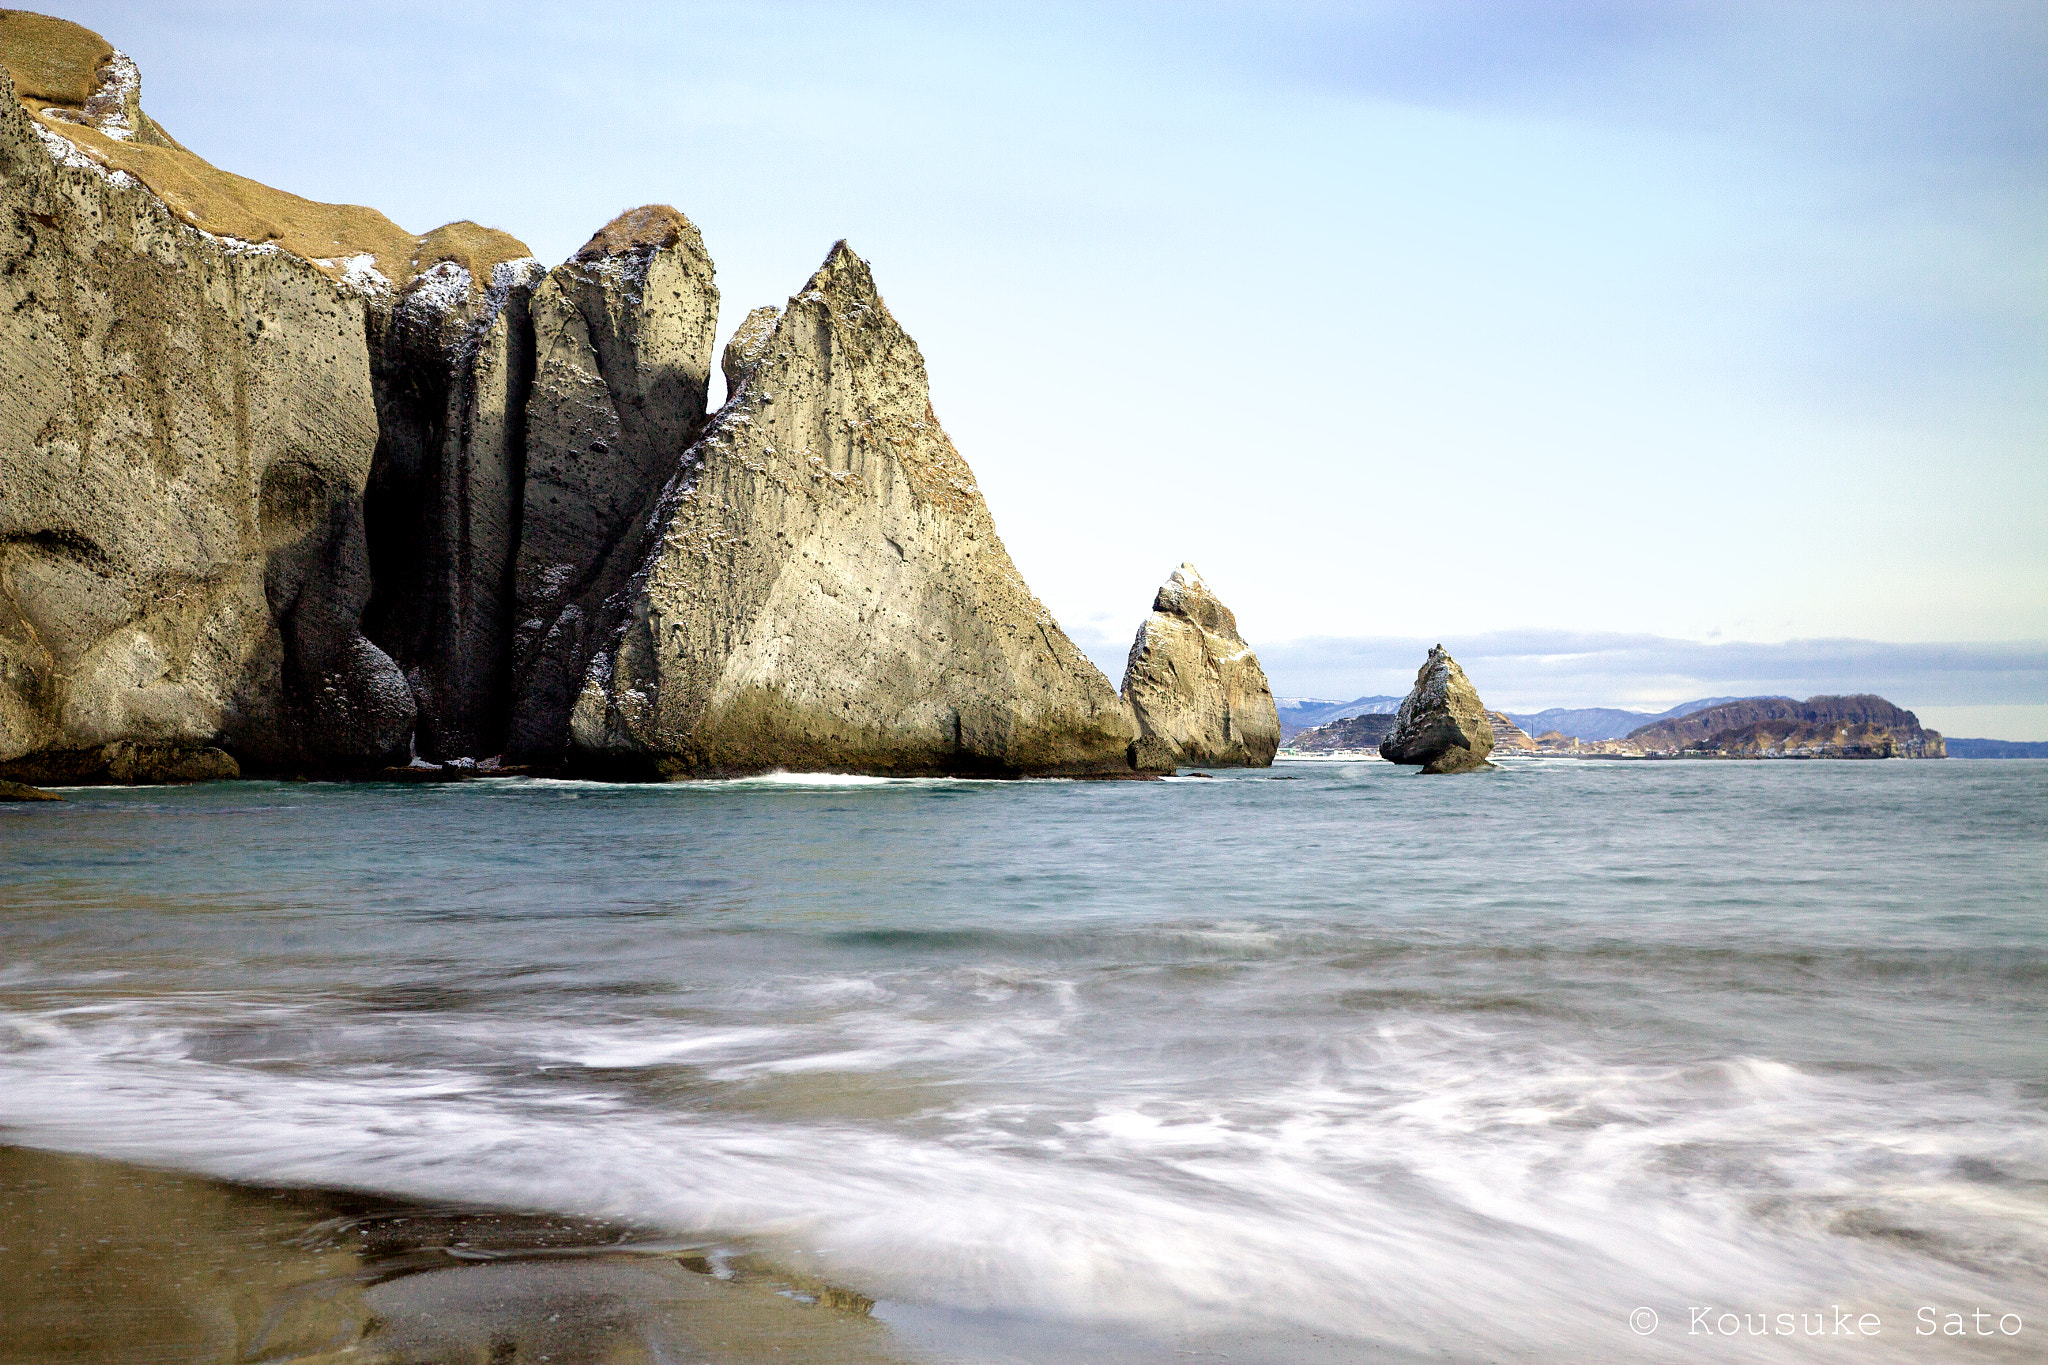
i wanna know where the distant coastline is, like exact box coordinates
[1282,693,1967,762]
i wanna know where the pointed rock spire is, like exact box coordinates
[548,241,1137,776]
[1379,645,1496,773]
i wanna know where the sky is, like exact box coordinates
[37,0,2048,734]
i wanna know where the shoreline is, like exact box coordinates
[0,1143,920,1365]
[0,1144,1434,1365]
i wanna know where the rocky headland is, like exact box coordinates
[1625,695,1945,759]
[1378,646,1496,774]
[0,15,1193,783]
[1120,564,1280,768]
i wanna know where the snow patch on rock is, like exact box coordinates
[82,51,140,140]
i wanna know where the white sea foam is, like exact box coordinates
[4,766,2043,1362]
[1,986,2039,1363]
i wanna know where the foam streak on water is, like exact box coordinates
[2,761,2044,1361]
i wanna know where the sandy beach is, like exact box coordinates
[0,1144,917,1365]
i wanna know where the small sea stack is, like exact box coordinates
[1379,645,1496,774]
[1120,564,1281,768]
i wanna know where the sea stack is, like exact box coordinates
[507,205,720,759]
[1379,646,1496,774]
[1120,564,1280,768]
[552,242,1140,778]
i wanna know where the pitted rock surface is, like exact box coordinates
[556,243,1137,777]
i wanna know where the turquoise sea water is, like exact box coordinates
[2,759,2044,1361]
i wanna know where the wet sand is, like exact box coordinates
[0,1144,922,1364]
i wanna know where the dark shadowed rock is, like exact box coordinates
[1121,564,1280,768]
[0,742,238,785]
[1379,646,1496,774]
[0,778,61,800]
[360,247,545,760]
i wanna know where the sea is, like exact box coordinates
[2,758,2043,1362]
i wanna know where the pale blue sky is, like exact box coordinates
[41,1,2048,733]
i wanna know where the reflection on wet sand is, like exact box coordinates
[0,1145,917,1364]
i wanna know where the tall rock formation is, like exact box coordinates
[1379,646,1497,774]
[0,50,410,774]
[547,242,1139,777]
[507,206,719,758]
[0,15,537,775]
[1120,564,1279,768]
[2,16,1159,782]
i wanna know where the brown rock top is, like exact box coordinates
[575,204,696,261]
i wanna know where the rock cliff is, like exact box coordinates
[508,206,719,758]
[553,243,1140,778]
[1627,695,1944,758]
[1,16,1151,781]
[1378,646,1496,774]
[1697,719,1942,759]
[0,15,557,776]
[360,244,545,761]
[0,46,414,776]
[1120,564,1279,768]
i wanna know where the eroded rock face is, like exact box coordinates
[361,249,546,760]
[1120,564,1279,768]
[507,206,719,758]
[551,242,1138,777]
[0,60,413,769]
[1379,646,1496,774]
[2,20,1166,782]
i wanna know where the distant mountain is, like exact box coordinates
[1943,739,2048,759]
[1626,695,1944,759]
[1504,697,1756,742]
[1276,696,1405,740]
